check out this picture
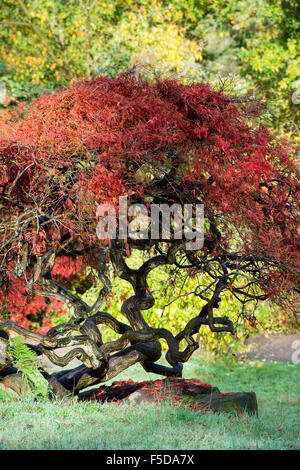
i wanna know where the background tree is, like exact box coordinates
[0,72,298,397]
[1,0,299,137]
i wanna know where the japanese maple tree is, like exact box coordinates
[0,70,299,397]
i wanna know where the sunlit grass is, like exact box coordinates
[0,355,299,450]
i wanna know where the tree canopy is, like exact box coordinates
[0,72,299,396]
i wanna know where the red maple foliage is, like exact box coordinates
[0,70,299,396]
[0,255,84,331]
[1,71,298,309]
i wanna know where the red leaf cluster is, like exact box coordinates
[82,377,213,411]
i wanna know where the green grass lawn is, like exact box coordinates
[0,354,299,450]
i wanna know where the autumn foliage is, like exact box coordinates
[1,71,299,305]
[0,71,299,396]
[0,256,84,332]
